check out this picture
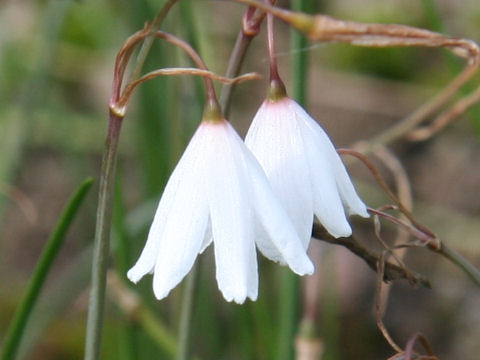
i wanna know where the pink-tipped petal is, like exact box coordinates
[246,100,314,249]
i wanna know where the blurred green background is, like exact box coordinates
[1,0,480,359]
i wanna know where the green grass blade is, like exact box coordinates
[1,177,94,360]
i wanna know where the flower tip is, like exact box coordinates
[292,258,315,276]
[358,205,371,218]
[222,292,246,304]
[219,284,258,304]
[337,230,353,239]
[305,261,315,276]
[152,280,172,301]
[126,268,142,284]
[227,293,258,304]
[328,225,352,239]
[347,201,370,219]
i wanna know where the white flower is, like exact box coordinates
[245,97,369,249]
[127,118,314,304]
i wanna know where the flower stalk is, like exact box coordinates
[84,112,123,360]
[220,4,267,115]
[176,263,199,360]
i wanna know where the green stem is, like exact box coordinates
[84,113,123,360]
[290,0,311,106]
[219,32,255,116]
[1,178,93,360]
[176,263,199,360]
[437,244,480,287]
[277,270,299,360]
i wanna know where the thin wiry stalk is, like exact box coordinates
[84,2,180,358]
[176,263,199,360]
[84,113,123,360]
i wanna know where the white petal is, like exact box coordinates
[205,121,258,303]
[127,124,209,300]
[298,115,353,238]
[291,100,369,218]
[246,100,314,249]
[198,218,213,254]
[242,138,314,276]
[328,151,369,218]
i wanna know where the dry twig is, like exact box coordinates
[311,223,431,288]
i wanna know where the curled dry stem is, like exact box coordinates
[387,333,438,360]
[371,208,411,273]
[154,30,217,102]
[110,27,260,117]
[311,223,431,288]
[340,148,480,287]
[373,146,412,246]
[233,0,480,146]
[368,208,436,248]
[375,252,403,353]
[338,148,436,240]
[403,333,437,360]
[111,24,152,105]
[369,148,413,315]
[113,68,260,116]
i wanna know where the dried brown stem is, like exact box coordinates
[234,0,480,146]
[408,84,480,141]
[375,252,403,353]
[368,208,437,248]
[111,24,151,105]
[311,223,431,288]
[114,68,259,115]
[404,333,437,360]
[154,31,217,103]
[372,146,413,315]
[338,149,435,239]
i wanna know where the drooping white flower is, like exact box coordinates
[127,118,314,304]
[245,96,369,249]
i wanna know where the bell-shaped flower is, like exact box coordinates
[127,117,314,304]
[245,95,369,249]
